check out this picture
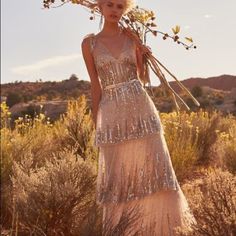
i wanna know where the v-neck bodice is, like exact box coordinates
[95,34,128,60]
[89,33,139,90]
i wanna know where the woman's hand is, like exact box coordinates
[139,44,152,56]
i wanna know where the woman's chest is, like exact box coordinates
[93,36,137,67]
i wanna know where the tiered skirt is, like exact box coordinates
[96,132,197,235]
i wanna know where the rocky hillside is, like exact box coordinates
[168,74,236,92]
[1,74,91,105]
[1,74,236,123]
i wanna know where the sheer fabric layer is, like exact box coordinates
[102,189,196,236]
[96,133,179,204]
[97,134,196,235]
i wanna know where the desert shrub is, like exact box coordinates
[21,104,41,118]
[1,95,98,233]
[6,92,23,107]
[176,168,236,236]
[71,89,81,99]
[54,95,98,162]
[224,142,236,174]
[194,110,220,165]
[46,90,58,100]
[10,150,99,236]
[1,128,14,227]
[1,112,63,229]
[22,94,34,103]
[1,107,13,227]
[69,74,79,81]
[191,86,203,98]
[215,98,224,105]
[160,108,236,181]
[185,98,196,110]
[214,117,236,174]
[1,101,11,129]
[200,99,210,109]
[160,111,199,182]
[160,109,222,182]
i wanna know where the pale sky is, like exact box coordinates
[2,0,236,86]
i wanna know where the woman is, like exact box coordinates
[81,0,197,235]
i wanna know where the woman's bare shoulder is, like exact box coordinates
[82,33,96,42]
[81,33,96,50]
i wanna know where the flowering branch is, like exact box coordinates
[42,1,197,50]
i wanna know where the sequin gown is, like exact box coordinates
[86,32,196,235]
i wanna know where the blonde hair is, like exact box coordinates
[96,0,135,14]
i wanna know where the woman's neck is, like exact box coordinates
[100,21,122,37]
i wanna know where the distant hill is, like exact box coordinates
[1,74,91,101]
[2,74,235,98]
[1,74,236,123]
[166,74,236,93]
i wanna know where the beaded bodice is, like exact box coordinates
[91,33,139,89]
[87,33,164,147]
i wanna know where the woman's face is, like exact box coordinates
[100,0,126,22]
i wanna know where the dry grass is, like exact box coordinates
[160,109,236,183]
[11,150,97,235]
[176,168,236,236]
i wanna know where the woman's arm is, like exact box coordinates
[123,27,152,85]
[81,36,102,128]
[136,45,145,80]
[135,44,151,85]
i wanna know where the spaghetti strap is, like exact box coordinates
[82,33,96,54]
[89,34,96,54]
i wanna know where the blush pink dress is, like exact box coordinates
[86,31,197,235]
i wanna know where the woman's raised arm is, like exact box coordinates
[81,36,102,128]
